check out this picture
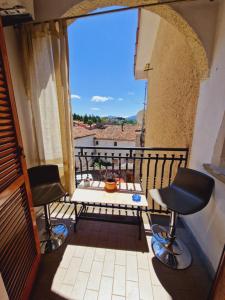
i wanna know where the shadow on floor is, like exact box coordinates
[31,214,213,300]
[150,214,213,300]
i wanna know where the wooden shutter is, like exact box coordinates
[0,20,40,299]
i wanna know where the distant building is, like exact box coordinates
[73,124,141,179]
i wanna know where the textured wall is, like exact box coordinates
[144,18,200,149]
[187,0,225,271]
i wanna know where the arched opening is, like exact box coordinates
[64,0,209,80]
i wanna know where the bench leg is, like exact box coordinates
[138,208,142,240]
[74,203,78,232]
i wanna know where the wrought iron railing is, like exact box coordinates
[75,146,189,214]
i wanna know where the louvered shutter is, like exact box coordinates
[0,20,40,299]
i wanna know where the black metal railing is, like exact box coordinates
[75,146,189,214]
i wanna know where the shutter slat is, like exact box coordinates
[0,147,17,158]
[0,86,7,93]
[0,152,17,165]
[0,105,10,112]
[0,25,39,300]
[0,125,13,131]
[0,157,17,173]
[0,141,16,151]
[0,94,8,100]
[0,136,15,145]
[0,186,37,299]
[0,130,15,138]
[0,112,12,119]
[0,99,9,106]
[0,161,20,179]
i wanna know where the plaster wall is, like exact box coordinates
[185,0,225,272]
[74,135,95,170]
[144,18,200,149]
[0,0,34,17]
[95,139,136,156]
[170,0,218,65]
[135,9,160,80]
[33,0,83,21]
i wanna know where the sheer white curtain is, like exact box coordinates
[20,21,75,195]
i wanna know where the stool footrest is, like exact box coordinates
[152,224,182,255]
[151,224,192,269]
[40,224,68,254]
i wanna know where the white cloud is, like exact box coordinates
[71,94,81,99]
[91,107,100,111]
[91,96,113,102]
[128,92,134,96]
[118,98,124,101]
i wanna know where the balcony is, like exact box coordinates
[30,147,213,300]
[74,146,189,212]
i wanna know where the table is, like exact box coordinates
[71,181,148,239]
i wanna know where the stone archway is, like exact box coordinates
[64,0,209,80]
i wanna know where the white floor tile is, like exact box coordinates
[138,269,153,300]
[52,267,67,284]
[80,247,95,273]
[94,248,106,262]
[70,272,89,300]
[102,250,115,277]
[137,252,149,270]
[115,250,126,266]
[113,265,126,296]
[126,281,140,300]
[148,259,162,286]
[63,257,82,285]
[59,284,73,299]
[84,290,98,300]
[73,245,87,259]
[112,296,125,300]
[126,254,138,282]
[152,285,172,300]
[98,276,113,300]
[87,261,103,291]
[60,245,76,269]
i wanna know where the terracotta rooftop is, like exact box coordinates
[73,125,96,139]
[73,124,141,141]
[94,125,140,141]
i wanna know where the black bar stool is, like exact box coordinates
[28,165,69,254]
[150,167,215,269]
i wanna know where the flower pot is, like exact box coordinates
[104,179,117,192]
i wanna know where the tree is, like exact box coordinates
[87,120,93,128]
[83,114,88,124]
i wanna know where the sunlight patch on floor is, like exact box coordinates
[51,242,172,300]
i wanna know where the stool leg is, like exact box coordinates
[168,211,177,243]
[151,211,192,269]
[41,204,68,254]
[44,204,51,239]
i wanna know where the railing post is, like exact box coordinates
[74,146,189,214]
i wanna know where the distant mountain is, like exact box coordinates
[126,115,136,121]
[106,115,137,121]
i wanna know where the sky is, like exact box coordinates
[68,7,146,118]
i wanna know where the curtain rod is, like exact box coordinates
[29,0,198,26]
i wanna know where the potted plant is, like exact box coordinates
[104,171,117,192]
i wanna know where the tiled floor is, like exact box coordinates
[31,204,213,300]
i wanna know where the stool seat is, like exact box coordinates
[150,186,205,215]
[150,167,214,269]
[31,182,65,207]
[28,165,69,254]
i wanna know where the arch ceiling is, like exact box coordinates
[64,0,209,79]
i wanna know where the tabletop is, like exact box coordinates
[71,181,148,207]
